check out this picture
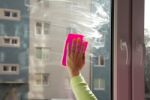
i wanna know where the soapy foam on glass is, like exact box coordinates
[62,33,88,67]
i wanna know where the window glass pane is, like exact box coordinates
[12,12,18,17]
[11,66,17,71]
[36,47,42,59]
[42,48,49,60]
[93,56,99,65]
[44,23,50,34]
[145,0,150,99]
[3,65,9,71]
[35,47,50,60]
[34,73,49,85]
[35,73,42,85]
[36,22,42,34]
[42,73,49,85]
[94,78,105,90]
[4,38,10,44]
[4,11,10,17]
[12,39,18,44]
[0,0,112,100]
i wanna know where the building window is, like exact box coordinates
[0,64,19,75]
[35,22,50,35]
[36,47,42,59]
[1,36,20,47]
[94,78,105,90]
[0,8,20,20]
[94,55,105,67]
[35,73,49,85]
[43,73,49,84]
[35,73,41,84]
[35,47,50,60]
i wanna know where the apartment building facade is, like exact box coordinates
[0,0,29,99]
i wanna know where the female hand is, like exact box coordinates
[67,38,85,77]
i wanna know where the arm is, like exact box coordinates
[67,38,97,100]
[71,74,97,100]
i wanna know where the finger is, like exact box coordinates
[67,43,71,57]
[75,38,81,54]
[72,39,76,51]
[80,42,84,54]
[71,39,76,57]
[83,53,85,64]
[77,42,83,61]
[78,53,85,67]
[75,38,81,59]
[82,53,85,64]
[83,53,85,60]
[80,43,85,64]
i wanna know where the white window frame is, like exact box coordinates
[0,36,20,47]
[35,21,50,35]
[94,78,105,91]
[0,64,19,75]
[0,8,21,21]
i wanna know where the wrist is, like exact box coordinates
[70,71,80,77]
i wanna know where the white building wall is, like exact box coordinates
[28,0,92,99]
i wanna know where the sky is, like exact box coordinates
[145,0,150,30]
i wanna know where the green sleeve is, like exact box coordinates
[71,74,97,100]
